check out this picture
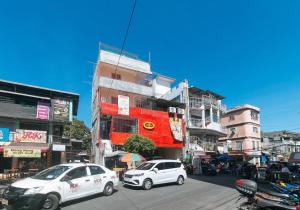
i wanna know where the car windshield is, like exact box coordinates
[136,163,155,170]
[32,165,72,180]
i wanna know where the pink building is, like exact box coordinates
[220,104,261,164]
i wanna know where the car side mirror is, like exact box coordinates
[153,168,158,173]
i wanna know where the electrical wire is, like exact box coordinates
[103,0,137,102]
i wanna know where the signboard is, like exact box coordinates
[16,129,47,143]
[52,144,66,152]
[143,122,155,130]
[36,102,50,120]
[169,118,183,141]
[4,148,41,158]
[118,95,129,115]
[0,128,10,142]
[53,99,70,121]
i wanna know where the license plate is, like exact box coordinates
[2,199,8,205]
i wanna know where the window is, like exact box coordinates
[252,141,256,150]
[67,167,87,180]
[230,127,236,133]
[236,141,242,151]
[112,117,138,133]
[136,163,155,170]
[229,115,235,121]
[253,127,258,133]
[32,165,71,180]
[111,96,118,104]
[251,110,259,120]
[112,73,121,80]
[155,163,166,170]
[89,166,105,175]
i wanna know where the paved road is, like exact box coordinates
[61,175,244,210]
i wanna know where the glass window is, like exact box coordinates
[236,141,242,151]
[89,166,105,175]
[32,165,71,180]
[155,163,166,170]
[229,115,235,121]
[136,163,155,170]
[230,127,236,133]
[165,162,176,169]
[112,73,121,80]
[252,141,256,150]
[253,127,258,133]
[112,117,138,133]
[111,96,118,104]
[66,167,87,180]
[251,110,259,120]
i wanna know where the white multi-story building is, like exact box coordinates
[162,81,227,158]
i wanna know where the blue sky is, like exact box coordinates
[0,0,300,131]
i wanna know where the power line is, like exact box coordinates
[103,0,137,102]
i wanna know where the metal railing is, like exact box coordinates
[189,97,227,112]
[189,118,203,127]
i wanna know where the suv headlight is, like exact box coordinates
[24,186,44,195]
[132,173,144,177]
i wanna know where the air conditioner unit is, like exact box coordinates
[101,97,106,102]
[168,107,176,113]
[177,108,185,115]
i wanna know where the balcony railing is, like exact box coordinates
[189,118,203,128]
[99,76,153,97]
[189,97,227,112]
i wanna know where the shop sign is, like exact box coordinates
[52,144,66,152]
[118,95,129,115]
[143,122,155,130]
[0,128,10,142]
[4,148,41,158]
[16,129,47,143]
[53,99,70,121]
[169,118,183,141]
[36,102,50,120]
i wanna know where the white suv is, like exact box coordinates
[123,159,187,190]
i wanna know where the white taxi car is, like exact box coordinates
[2,163,118,210]
[123,159,187,190]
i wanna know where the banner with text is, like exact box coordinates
[16,129,47,143]
[4,148,41,158]
[36,102,50,120]
[118,95,129,115]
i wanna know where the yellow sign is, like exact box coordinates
[143,122,155,130]
[3,148,41,158]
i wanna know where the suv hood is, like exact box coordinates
[12,177,51,189]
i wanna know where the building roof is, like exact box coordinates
[0,79,79,115]
[189,86,225,100]
[225,104,260,114]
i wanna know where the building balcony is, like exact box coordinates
[189,118,227,136]
[189,97,226,112]
[99,76,153,97]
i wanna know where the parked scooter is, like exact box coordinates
[236,179,300,210]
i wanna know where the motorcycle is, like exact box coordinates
[236,179,300,210]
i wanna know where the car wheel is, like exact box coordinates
[103,182,114,196]
[177,175,184,185]
[41,193,59,210]
[142,178,152,190]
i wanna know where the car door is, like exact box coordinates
[88,165,107,194]
[61,166,90,201]
[152,162,168,184]
[164,162,178,183]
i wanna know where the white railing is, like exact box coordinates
[189,97,227,112]
[189,118,203,128]
[99,76,153,96]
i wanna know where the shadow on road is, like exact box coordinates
[188,174,238,190]
[59,189,119,209]
[123,182,178,191]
